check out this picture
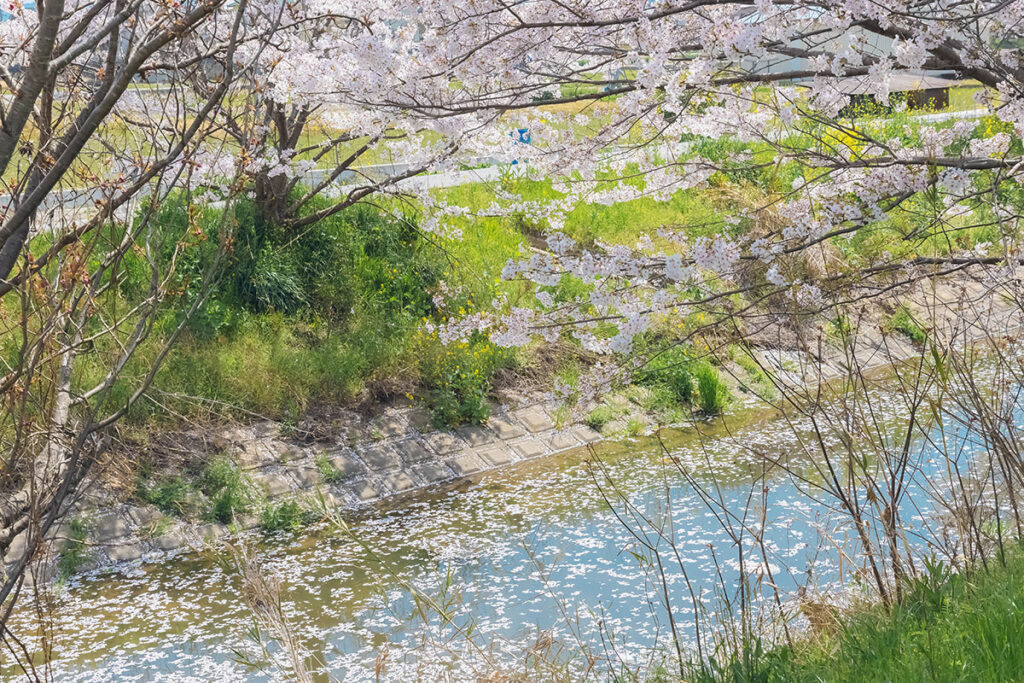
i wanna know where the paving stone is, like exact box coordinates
[545,431,580,451]
[424,432,466,455]
[50,524,73,552]
[511,438,547,459]
[252,420,281,438]
[513,406,555,433]
[272,442,306,464]
[478,444,514,467]
[360,444,401,471]
[3,531,28,563]
[384,472,417,493]
[447,453,487,476]
[407,408,433,431]
[327,450,368,479]
[374,415,408,438]
[572,426,603,443]
[320,490,343,508]
[236,441,276,469]
[457,424,495,447]
[394,438,433,464]
[151,529,186,552]
[199,524,227,542]
[487,416,526,440]
[348,479,381,502]
[605,418,629,435]
[128,505,162,527]
[107,544,143,563]
[290,467,320,489]
[94,513,129,542]
[412,462,453,485]
[256,473,293,497]
[237,514,260,530]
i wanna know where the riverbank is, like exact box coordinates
[691,549,1024,682]
[8,264,1019,586]
[5,352,1013,681]
[28,401,605,578]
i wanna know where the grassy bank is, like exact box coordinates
[74,178,747,434]
[51,105,1013,438]
[691,551,1024,682]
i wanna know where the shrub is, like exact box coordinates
[694,363,729,415]
[114,196,453,424]
[198,457,251,524]
[419,332,511,428]
[125,193,443,327]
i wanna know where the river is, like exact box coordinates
[5,372,1000,681]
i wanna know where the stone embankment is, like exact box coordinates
[6,271,1022,579]
[760,274,1022,384]
[9,404,603,576]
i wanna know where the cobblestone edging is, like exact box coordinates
[9,404,604,576]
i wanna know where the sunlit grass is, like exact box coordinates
[701,551,1024,682]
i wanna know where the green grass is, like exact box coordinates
[886,305,928,346]
[259,500,317,534]
[198,456,252,524]
[637,345,696,405]
[50,106,1022,434]
[136,473,193,517]
[585,405,617,432]
[315,454,345,485]
[694,362,729,415]
[735,353,774,398]
[695,551,1024,682]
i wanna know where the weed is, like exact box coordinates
[735,353,775,399]
[198,457,251,524]
[586,405,616,432]
[695,551,1024,682]
[636,345,695,406]
[259,500,318,534]
[694,363,729,415]
[136,474,193,517]
[419,333,511,428]
[827,314,853,341]
[56,518,92,583]
[887,305,928,345]
[315,454,344,485]
[625,417,646,437]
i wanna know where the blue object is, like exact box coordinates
[510,128,531,164]
[0,2,35,21]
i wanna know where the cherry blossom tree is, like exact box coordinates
[0,0,267,635]
[396,0,1024,623]
[378,0,1024,398]
[1,0,1022,643]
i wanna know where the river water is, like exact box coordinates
[5,376,1001,681]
